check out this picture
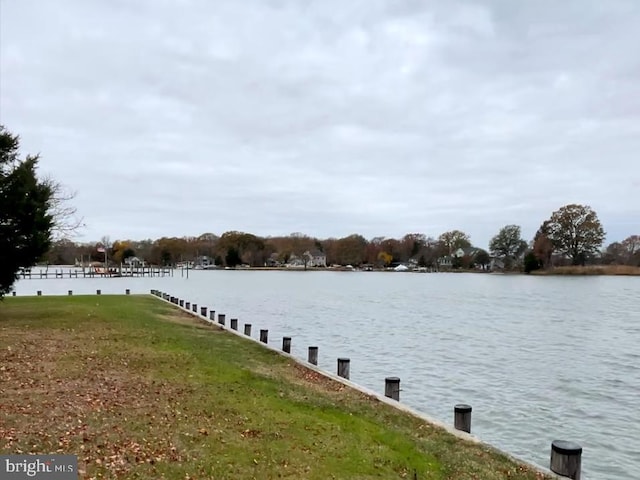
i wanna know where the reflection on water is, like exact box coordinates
[14,270,640,479]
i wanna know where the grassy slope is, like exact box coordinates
[0,296,550,480]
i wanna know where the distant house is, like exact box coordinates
[304,250,327,268]
[287,254,305,267]
[437,255,454,268]
[286,250,327,268]
[437,247,480,269]
[265,252,281,267]
[124,256,143,266]
[195,255,213,268]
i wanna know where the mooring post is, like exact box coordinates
[230,318,238,330]
[454,404,472,433]
[282,336,291,353]
[125,289,130,295]
[201,306,207,317]
[179,299,184,307]
[550,440,582,480]
[209,310,216,321]
[260,329,268,344]
[96,289,101,295]
[308,346,318,365]
[185,302,190,310]
[244,323,252,336]
[385,377,401,401]
[37,290,42,296]
[218,314,226,326]
[192,303,197,313]
[337,358,350,379]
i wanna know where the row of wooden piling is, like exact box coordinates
[15,289,132,296]
[151,289,583,480]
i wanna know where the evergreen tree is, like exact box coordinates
[0,125,54,297]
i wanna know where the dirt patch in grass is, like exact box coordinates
[0,326,191,478]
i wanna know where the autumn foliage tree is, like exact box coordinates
[544,204,605,265]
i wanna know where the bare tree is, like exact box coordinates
[45,178,84,240]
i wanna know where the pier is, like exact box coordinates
[18,265,174,279]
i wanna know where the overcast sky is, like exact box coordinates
[1,0,639,248]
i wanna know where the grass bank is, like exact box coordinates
[1,296,550,479]
[532,265,640,275]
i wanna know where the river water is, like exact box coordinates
[13,270,640,479]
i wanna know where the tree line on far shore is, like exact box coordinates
[2,123,639,298]
[46,205,639,273]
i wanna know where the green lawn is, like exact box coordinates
[0,295,550,479]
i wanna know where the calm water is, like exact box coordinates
[14,271,640,479]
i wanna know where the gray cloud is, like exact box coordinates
[1,0,638,247]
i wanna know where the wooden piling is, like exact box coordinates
[260,329,268,344]
[201,306,207,317]
[337,358,350,379]
[308,346,318,365]
[454,404,472,433]
[218,314,225,326]
[192,304,197,313]
[209,310,216,321]
[185,302,190,310]
[230,318,238,330]
[244,324,252,336]
[179,299,184,307]
[385,377,400,401]
[282,336,291,353]
[550,440,582,480]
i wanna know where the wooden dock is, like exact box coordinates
[19,266,174,279]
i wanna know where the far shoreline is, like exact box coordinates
[34,264,640,276]
[529,265,640,276]
[213,265,640,276]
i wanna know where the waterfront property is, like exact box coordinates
[1,296,552,479]
[11,271,640,479]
